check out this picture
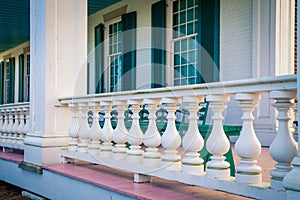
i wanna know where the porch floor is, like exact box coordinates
[0,146,275,200]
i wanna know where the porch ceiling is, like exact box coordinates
[0,0,121,54]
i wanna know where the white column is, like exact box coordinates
[1,110,8,143]
[17,108,25,146]
[67,103,79,152]
[182,96,204,174]
[126,99,144,163]
[77,103,90,154]
[99,101,114,158]
[161,97,182,171]
[112,100,128,160]
[143,98,161,167]
[88,102,101,156]
[25,0,87,165]
[0,110,3,143]
[11,109,19,144]
[269,90,298,190]
[235,93,262,184]
[205,94,230,178]
[6,109,14,144]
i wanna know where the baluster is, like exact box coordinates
[17,108,25,146]
[11,109,19,144]
[127,99,144,163]
[0,109,4,143]
[269,90,298,189]
[77,103,90,153]
[100,101,114,158]
[23,107,30,136]
[205,94,230,178]
[2,109,8,143]
[112,100,128,160]
[161,97,182,171]
[6,109,13,144]
[143,98,161,167]
[68,103,79,152]
[235,93,262,184]
[88,102,101,156]
[182,96,205,174]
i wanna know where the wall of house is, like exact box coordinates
[0,41,30,103]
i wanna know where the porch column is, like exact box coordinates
[25,0,87,165]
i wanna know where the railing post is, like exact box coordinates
[77,102,90,153]
[68,103,79,152]
[112,100,128,160]
[1,109,8,143]
[235,93,262,184]
[6,109,14,144]
[17,108,25,146]
[269,90,298,190]
[161,97,182,171]
[88,102,101,156]
[100,101,114,158]
[0,109,4,143]
[11,109,19,144]
[205,94,230,178]
[23,107,30,137]
[143,98,161,167]
[182,96,205,174]
[127,99,144,163]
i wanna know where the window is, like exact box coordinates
[108,20,122,92]
[18,54,30,102]
[24,54,30,102]
[1,58,15,104]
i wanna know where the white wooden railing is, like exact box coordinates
[0,103,30,152]
[59,75,298,200]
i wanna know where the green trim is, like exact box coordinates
[161,159,181,162]
[0,62,3,104]
[121,11,136,91]
[151,0,166,88]
[18,54,24,102]
[18,161,43,174]
[182,163,203,166]
[8,57,15,104]
[95,23,105,94]
[206,167,230,170]
[236,171,261,176]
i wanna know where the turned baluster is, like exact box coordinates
[0,109,4,143]
[99,101,114,158]
[182,96,205,174]
[127,99,144,163]
[11,109,19,144]
[22,107,30,136]
[235,93,262,184]
[17,108,25,146]
[77,103,90,153]
[143,98,162,167]
[205,94,231,178]
[6,109,14,144]
[88,102,101,156]
[112,100,128,160]
[161,97,182,171]
[68,103,79,152]
[269,90,298,190]
[2,109,9,143]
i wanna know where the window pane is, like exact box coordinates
[174,54,180,65]
[181,53,187,64]
[181,40,187,51]
[181,65,187,77]
[180,0,186,10]
[187,8,194,22]
[173,1,178,12]
[187,22,194,35]
[180,11,186,24]
[174,41,180,53]
[187,0,194,8]
[174,67,180,78]
[180,24,186,35]
[173,14,179,26]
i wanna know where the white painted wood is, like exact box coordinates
[99,101,113,158]
[0,110,4,142]
[6,109,14,144]
[67,103,79,152]
[112,100,128,160]
[161,97,182,171]
[17,108,25,145]
[11,109,19,144]
[88,102,101,156]
[182,96,205,174]
[143,98,161,167]
[205,94,230,178]
[269,90,298,190]
[77,103,90,154]
[235,93,262,184]
[22,107,30,135]
[127,99,144,163]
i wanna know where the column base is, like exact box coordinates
[271,177,284,190]
[206,167,230,178]
[235,172,262,184]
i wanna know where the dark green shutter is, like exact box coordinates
[197,0,219,83]
[18,54,24,102]
[151,0,166,88]
[121,11,136,91]
[8,57,15,103]
[95,23,105,93]
[0,62,3,104]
